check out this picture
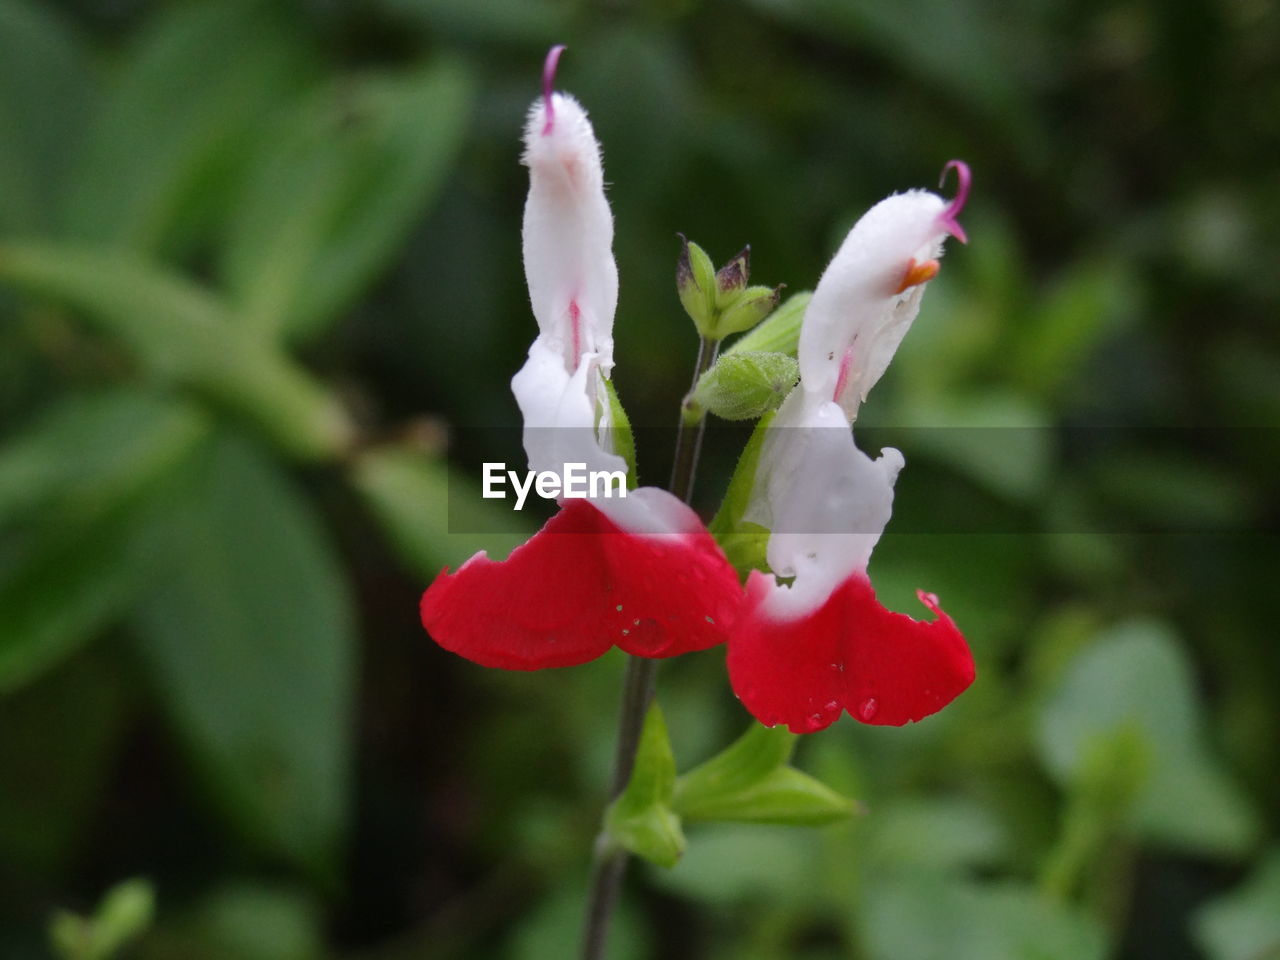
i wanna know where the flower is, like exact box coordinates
[726,163,977,732]
[420,47,742,670]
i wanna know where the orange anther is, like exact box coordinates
[894,257,940,294]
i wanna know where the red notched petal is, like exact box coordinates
[726,571,975,733]
[420,498,742,670]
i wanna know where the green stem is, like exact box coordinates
[579,335,718,960]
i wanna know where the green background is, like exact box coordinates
[1,0,1277,957]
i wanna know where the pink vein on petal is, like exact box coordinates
[542,44,567,135]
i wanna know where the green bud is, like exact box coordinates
[715,284,782,337]
[714,245,751,309]
[723,290,812,357]
[676,234,717,335]
[694,351,799,420]
[604,704,686,868]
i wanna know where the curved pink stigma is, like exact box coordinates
[938,159,971,244]
[541,44,567,135]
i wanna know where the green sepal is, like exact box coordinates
[716,284,782,337]
[708,412,775,578]
[604,703,686,868]
[673,724,859,826]
[602,377,638,489]
[694,351,798,421]
[723,290,812,357]
[676,235,717,337]
[714,245,751,309]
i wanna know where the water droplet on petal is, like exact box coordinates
[858,698,878,721]
[825,700,841,714]
[615,604,623,612]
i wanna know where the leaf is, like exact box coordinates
[1193,849,1280,960]
[0,388,206,529]
[0,392,209,692]
[0,244,352,460]
[1036,620,1260,857]
[220,60,472,341]
[0,0,92,234]
[604,703,685,868]
[708,412,774,578]
[130,434,356,876]
[603,378,638,488]
[50,877,155,960]
[60,2,315,253]
[860,877,1108,960]
[350,445,530,578]
[674,724,856,826]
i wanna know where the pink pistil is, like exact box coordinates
[938,159,971,244]
[542,45,567,135]
[832,344,856,403]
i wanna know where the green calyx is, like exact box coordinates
[693,351,799,421]
[676,236,782,340]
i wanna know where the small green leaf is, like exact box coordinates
[603,378,638,488]
[674,724,856,826]
[722,290,811,357]
[604,703,685,868]
[50,877,154,960]
[675,723,795,805]
[694,351,798,421]
[0,244,353,460]
[708,412,774,577]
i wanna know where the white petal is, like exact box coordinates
[522,92,618,376]
[798,190,950,419]
[748,392,903,618]
[511,338,625,479]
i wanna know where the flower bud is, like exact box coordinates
[676,234,717,335]
[715,245,751,309]
[715,284,782,337]
[694,351,799,420]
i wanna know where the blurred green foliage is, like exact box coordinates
[0,0,1277,958]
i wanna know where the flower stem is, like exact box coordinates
[579,334,719,960]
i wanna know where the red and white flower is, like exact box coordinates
[420,48,741,670]
[727,165,977,731]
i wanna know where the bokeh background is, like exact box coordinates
[1,0,1278,958]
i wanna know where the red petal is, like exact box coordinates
[727,571,974,733]
[421,498,742,670]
